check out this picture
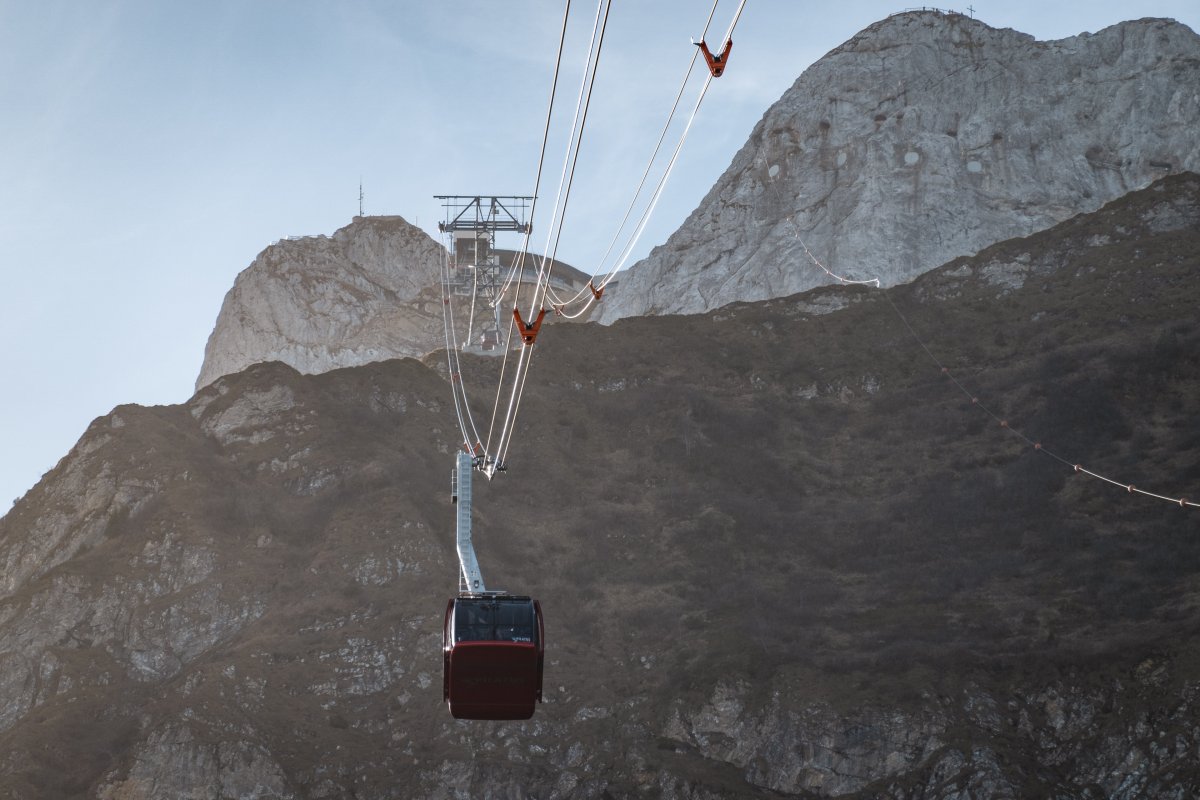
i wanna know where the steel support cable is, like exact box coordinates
[482,292,525,458]
[487,0,604,461]
[477,0,573,461]
[719,0,747,46]
[526,0,609,311]
[593,71,712,290]
[601,0,748,282]
[487,0,604,465]
[542,54,694,309]
[439,253,468,448]
[787,219,880,286]
[491,0,610,466]
[552,0,749,317]
[548,72,713,318]
[545,3,718,313]
[526,0,610,320]
[496,0,573,304]
[504,1,609,462]
[449,310,488,450]
[487,0,603,462]
[436,226,491,454]
[877,285,1199,509]
[500,1,740,461]
[532,4,610,317]
[440,241,489,450]
[498,227,543,307]
[499,280,558,466]
[700,0,720,40]
[595,0,743,284]
[465,258,480,342]
[495,1,612,467]
[550,69,719,317]
[439,249,470,441]
[492,342,531,468]
[764,176,881,288]
[439,250,475,451]
[499,297,554,468]
[498,341,539,467]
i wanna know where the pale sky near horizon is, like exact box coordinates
[2,1,1198,512]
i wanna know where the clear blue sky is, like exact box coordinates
[2,1,1197,511]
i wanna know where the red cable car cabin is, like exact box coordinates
[443,595,544,720]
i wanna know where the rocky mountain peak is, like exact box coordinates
[195,214,446,391]
[594,13,1200,323]
[196,216,595,392]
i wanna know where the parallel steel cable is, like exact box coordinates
[554,68,716,319]
[438,250,475,451]
[601,0,747,279]
[517,0,727,318]
[440,239,491,451]
[764,174,881,288]
[546,1,719,313]
[550,70,715,320]
[493,343,531,469]
[768,229,1200,511]
[449,308,487,450]
[494,0,612,466]
[532,0,612,315]
[503,1,622,464]
[496,0,573,303]
[490,0,606,462]
[506,0,729,462]
[489,1,754,466]
[698,0,719,41]
[526,0,610,318]
[878,289,1198,509]
[549,0,749,317]
[787,219,881,286]
[504,0,752,465]
[717,0,747,46]
[488,0,606,464]
[594,71,711,290]
[479,0,575,461]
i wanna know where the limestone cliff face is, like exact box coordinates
[594,12,1200,323]
[196,216,446,390]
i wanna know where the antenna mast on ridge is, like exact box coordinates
[359,179,365,217]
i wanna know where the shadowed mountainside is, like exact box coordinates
[1,174,1199,797]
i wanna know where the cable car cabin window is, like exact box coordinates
[454,597,536,644]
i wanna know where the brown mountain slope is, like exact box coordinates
[1,174,1199,798]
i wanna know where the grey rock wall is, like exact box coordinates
[594,12,1200,323]
[196,216,446,390]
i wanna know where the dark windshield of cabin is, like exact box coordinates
[455,599,535,643]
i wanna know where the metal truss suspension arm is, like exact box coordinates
[451,451,486,593]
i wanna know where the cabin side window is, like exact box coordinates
[455,602,494,642]
[454,599,536,644]
[496,602,534,643]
